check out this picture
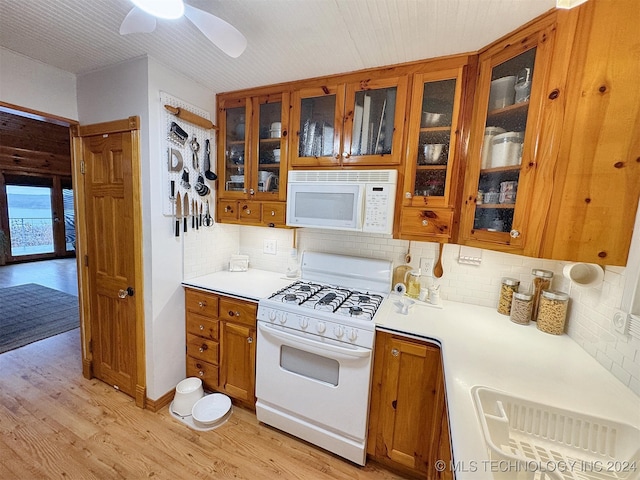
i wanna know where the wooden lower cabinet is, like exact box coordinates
[185,288,257,408]
[368,331,452,479]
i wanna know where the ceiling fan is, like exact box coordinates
[119,0,247,58]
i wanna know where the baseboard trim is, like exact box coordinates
[145,389,174,412]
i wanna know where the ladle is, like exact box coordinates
[204,139,217,181]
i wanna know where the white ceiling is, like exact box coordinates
[0,0,557,94]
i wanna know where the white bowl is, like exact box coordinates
[172,377,204,417]
[421,143,445,164]
[192,393,232,427]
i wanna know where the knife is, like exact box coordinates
[192,198,196,230]
[175,191,181,237]
[183,192,189,233]
[199,202,203,228]
[193,200,200,230]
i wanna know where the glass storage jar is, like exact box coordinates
[531,269,553,320]
[497,277,520,315]
[510,292,533,325]
[536,290,569,335]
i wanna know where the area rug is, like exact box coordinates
[0,283,79,354]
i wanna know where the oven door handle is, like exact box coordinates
[258,323,371,359]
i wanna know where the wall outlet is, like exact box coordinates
[263,239,277,255]
[613,310,630,335]
[420,257,434,277]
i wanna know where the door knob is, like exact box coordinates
[118,287,134,298]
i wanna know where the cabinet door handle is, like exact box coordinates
[422,220,429,226]
[271,210,275,216]
[342,151,351,159]
[391,348,399,356]
[199,324,204,331]
[246,209,251,215]
[198,301,207,308]
[228,310,240,317]
[391,399,397,409]
[247,337,253,344]
[405,192,412,199]
[249,189,255,195]
[199,344,208,353]
[198,370,204,377]
[510,229,521,238]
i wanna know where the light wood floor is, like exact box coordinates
[0,329,407,479]
[0,257,78,295]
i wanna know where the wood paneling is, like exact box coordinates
[0,110,72,176]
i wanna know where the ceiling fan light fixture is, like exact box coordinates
[131,0,184,19]
[555,0,589,9]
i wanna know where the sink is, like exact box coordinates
[472,386,640,480]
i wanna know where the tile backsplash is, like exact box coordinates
[232,226,640,396]
[184,223,638,395]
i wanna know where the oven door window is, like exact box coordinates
[281,345,339,386]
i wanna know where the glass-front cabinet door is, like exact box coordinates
[251,93,289,201]
[403,69,462,208]
[220,97,249,198]
[219,93,288,201]
[290,85,344,167]
[289,76,407,167]
[342,77,407,166]
[460,20,556,252]
[471,48,535,238]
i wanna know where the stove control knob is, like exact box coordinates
[348,328,358,342]
[334,326,344,338]
[279,313,287,325]
[299,317,309,329]
[316,322,326,334]
[268,310,276,322]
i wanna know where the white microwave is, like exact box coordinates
[286,170,397,234]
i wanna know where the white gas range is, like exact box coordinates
[255,252,392,466]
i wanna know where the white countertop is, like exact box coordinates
[376,294,640,480]
[183,269,640,479]
[182,269,294,301]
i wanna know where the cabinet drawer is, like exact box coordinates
[186,313,219,341]
[400,207,453,240]
[186,334,219,364]
[238,202,261,222]
[186,356,219,391]
[261,202,286,227]
[185,289,219,318]
[219,297,257,327]
[217,200,238,221]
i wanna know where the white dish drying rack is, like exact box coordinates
[473,387,639,480]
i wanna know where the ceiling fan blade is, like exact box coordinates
[183,4,247,58]
[119,7,157,35]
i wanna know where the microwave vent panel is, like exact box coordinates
[288,170,397,184]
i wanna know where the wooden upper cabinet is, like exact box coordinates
[289,75,408,167]
[459,11,574,257]
[217,92,289,201]
[541,0,640,266]
[398,55,476,242]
